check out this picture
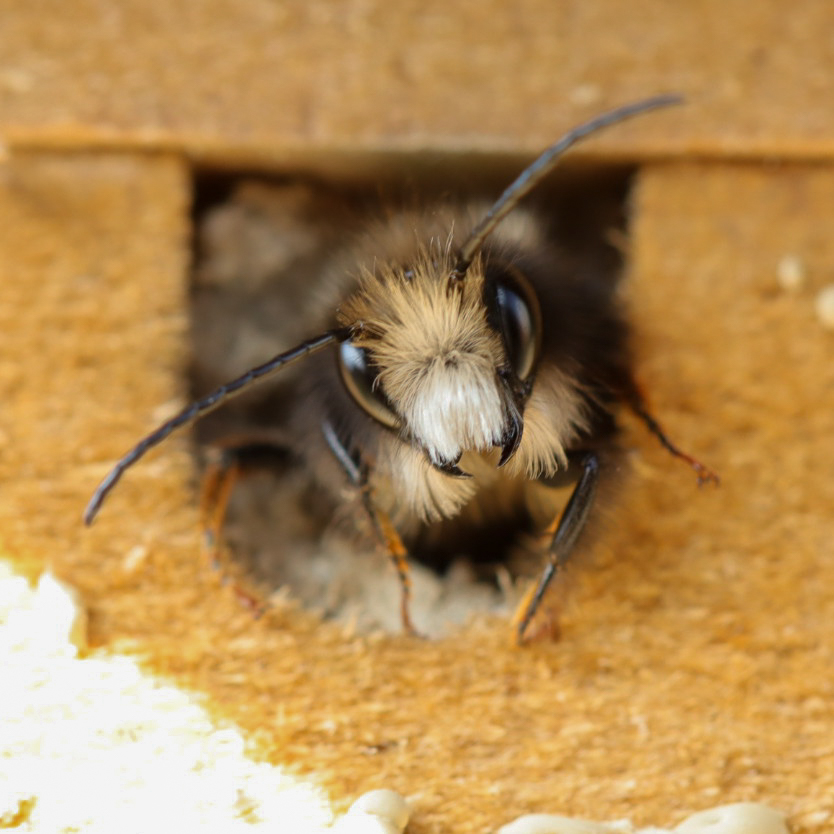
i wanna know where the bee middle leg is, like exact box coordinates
[321,419,421,637]
[514,451,600,644]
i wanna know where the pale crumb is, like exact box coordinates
[814,284,834,329]
[331,790,409,834]
[330,817,394,834]
[569,84,603,106]
[0,67,35,93]
[674,803,788,833]
[798,809,830,826]
[151,396,187,423]
[498,814,631,834]
[776,253,806,292]
[122,543,149,573]
[498,804,788,834]
[0,566,86,657]
[35,571,88,652]
[349,790,410,830]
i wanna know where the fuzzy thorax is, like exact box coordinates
[339,245,510,466]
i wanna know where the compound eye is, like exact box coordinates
[338,341,400,430]
[495,271,542,381]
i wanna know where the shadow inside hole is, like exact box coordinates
[188,162,633,636]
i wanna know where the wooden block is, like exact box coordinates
[3,150,831,830]
[1,2,833,165]
[0,152,198,628]
[624,161,834,829]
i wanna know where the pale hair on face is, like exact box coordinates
[341,240,511,467]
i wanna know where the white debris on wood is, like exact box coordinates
[331,790,410,834]
[776,254,806,292]
[814,284,834,329]
[498,803,788,834]
[1,562,789,834]
[0,564,87,658]
[674,803,788,833]
[498,813,635,834]
[0,560,406,834]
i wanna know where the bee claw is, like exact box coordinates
[434,457,472,478]
[498,411,523,468]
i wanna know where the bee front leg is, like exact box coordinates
[514,452,600,644]
[359,494,421,638]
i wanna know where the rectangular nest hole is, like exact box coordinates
[185,159,635,637]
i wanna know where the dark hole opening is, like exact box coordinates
[188,160,633,636]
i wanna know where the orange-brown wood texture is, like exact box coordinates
[2,3,833,832]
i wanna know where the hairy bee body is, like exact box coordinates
[292,205,628,536]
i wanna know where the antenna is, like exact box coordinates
[449,93,683,286]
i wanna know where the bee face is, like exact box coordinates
[337,238,541,474]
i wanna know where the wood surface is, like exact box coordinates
[1,3,832,831]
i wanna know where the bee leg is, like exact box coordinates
[514,452,600,644]
[199,437,291,615]
[199,445,241,572]
[362,495,422,637]
[321,419,421,637]
[626,390,720,486]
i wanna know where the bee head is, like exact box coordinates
[333,94,682,476]
[337,243,541,475]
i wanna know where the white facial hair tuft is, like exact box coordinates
[402,355,506,465]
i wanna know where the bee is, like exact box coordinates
[84,95,717,643]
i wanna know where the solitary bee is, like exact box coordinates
[85,95,716,642]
